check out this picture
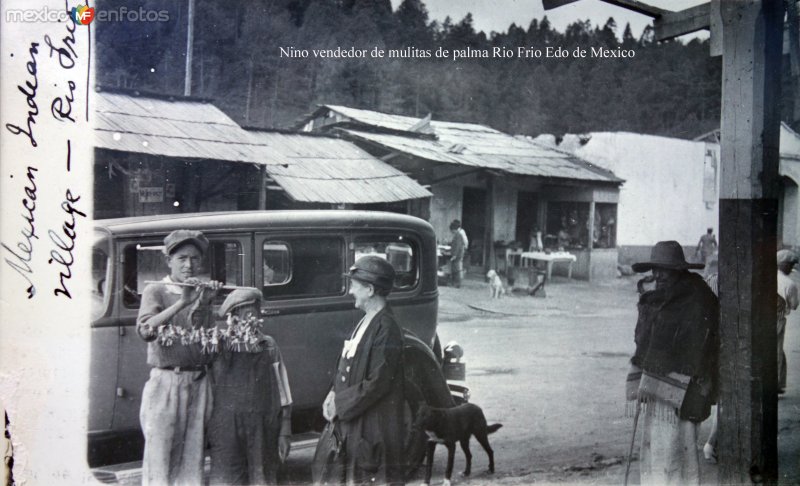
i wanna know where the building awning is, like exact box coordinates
[340,128,621,183]
[299,104,621,184]
[93,90,431,204]
[94,90,277,164]
[243,130,432,203]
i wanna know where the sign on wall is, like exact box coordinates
[139,186,164,203]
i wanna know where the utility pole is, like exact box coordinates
[184,0,196,96]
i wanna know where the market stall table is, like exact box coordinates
[520,251,577,281]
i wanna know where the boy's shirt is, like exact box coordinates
[212,335,292,423]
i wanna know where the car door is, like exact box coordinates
[254,231,357,412]
[88,234,116,436]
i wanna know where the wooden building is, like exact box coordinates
[92,89,431,220]
[298,105,624,280]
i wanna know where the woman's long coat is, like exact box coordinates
[334,305,406,486]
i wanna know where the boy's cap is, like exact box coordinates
[163,229,209,256]
[218,287,263,317]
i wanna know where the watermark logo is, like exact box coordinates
[5,6,169,23]
[70,5,95,25]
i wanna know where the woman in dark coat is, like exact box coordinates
[323,255,406,486]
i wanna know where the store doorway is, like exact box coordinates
[515,191,539,250]
[462,187,487,266]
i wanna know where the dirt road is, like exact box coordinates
[432,274,800,485]
[96,272,785,486]
[276,274,800,485]
[101,271,800,485]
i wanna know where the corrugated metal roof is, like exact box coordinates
[323,104,489,133]
[94,91,277,163]
[243,130,431,203]
[319,105,621,183]
[93,91,431,204]
[340,128,620,183]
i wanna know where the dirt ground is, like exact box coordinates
[108,271,800,485]
[428,272,800,486]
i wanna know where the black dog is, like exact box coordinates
[414,403,502,486]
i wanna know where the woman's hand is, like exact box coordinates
[322,390,337,422]
[278,436,291,463]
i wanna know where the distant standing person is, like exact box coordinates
[209,288,292,485]
[777,249,799,394]
[629,240,718,485]
[136,230,223,486]
[702,254,719,463]
[695,228,718,264]
[449,220,466,288]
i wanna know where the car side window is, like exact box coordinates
[91,246,110,321]
[353,236,419,290]
[122,240,243,308]
[261,237,345,299]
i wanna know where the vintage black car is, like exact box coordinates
[89,210,465,468]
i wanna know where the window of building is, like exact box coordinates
[123,240,243,308]
[593,203,618,249]
[353,236,419,290]
[261,237,345,299]
[545,202,618,249]
[545,202,591,250]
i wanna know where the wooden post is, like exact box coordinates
[258,165,267,209]
[717,1,783,483]
[587,200,595,281]
[484,172,495,270]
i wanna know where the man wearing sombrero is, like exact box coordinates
[628,241,719,484]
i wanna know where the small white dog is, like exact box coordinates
[486,269,506,299]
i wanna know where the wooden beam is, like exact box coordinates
[543,0,667,16]
[717,1,783,483]
[654,3,711,41]
[541,0,579,10]
[597,0,668,17]
[710,0,723,56]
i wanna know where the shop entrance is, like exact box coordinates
[462,187,487,266]
[515,191,539,249]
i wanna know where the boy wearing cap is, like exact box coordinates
[137,229,223,486]
[208,288,292,485]
[628,240,718,485]
[322,255,406,485]
[777,249,799,394]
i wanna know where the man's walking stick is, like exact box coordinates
[624,399,641,486]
